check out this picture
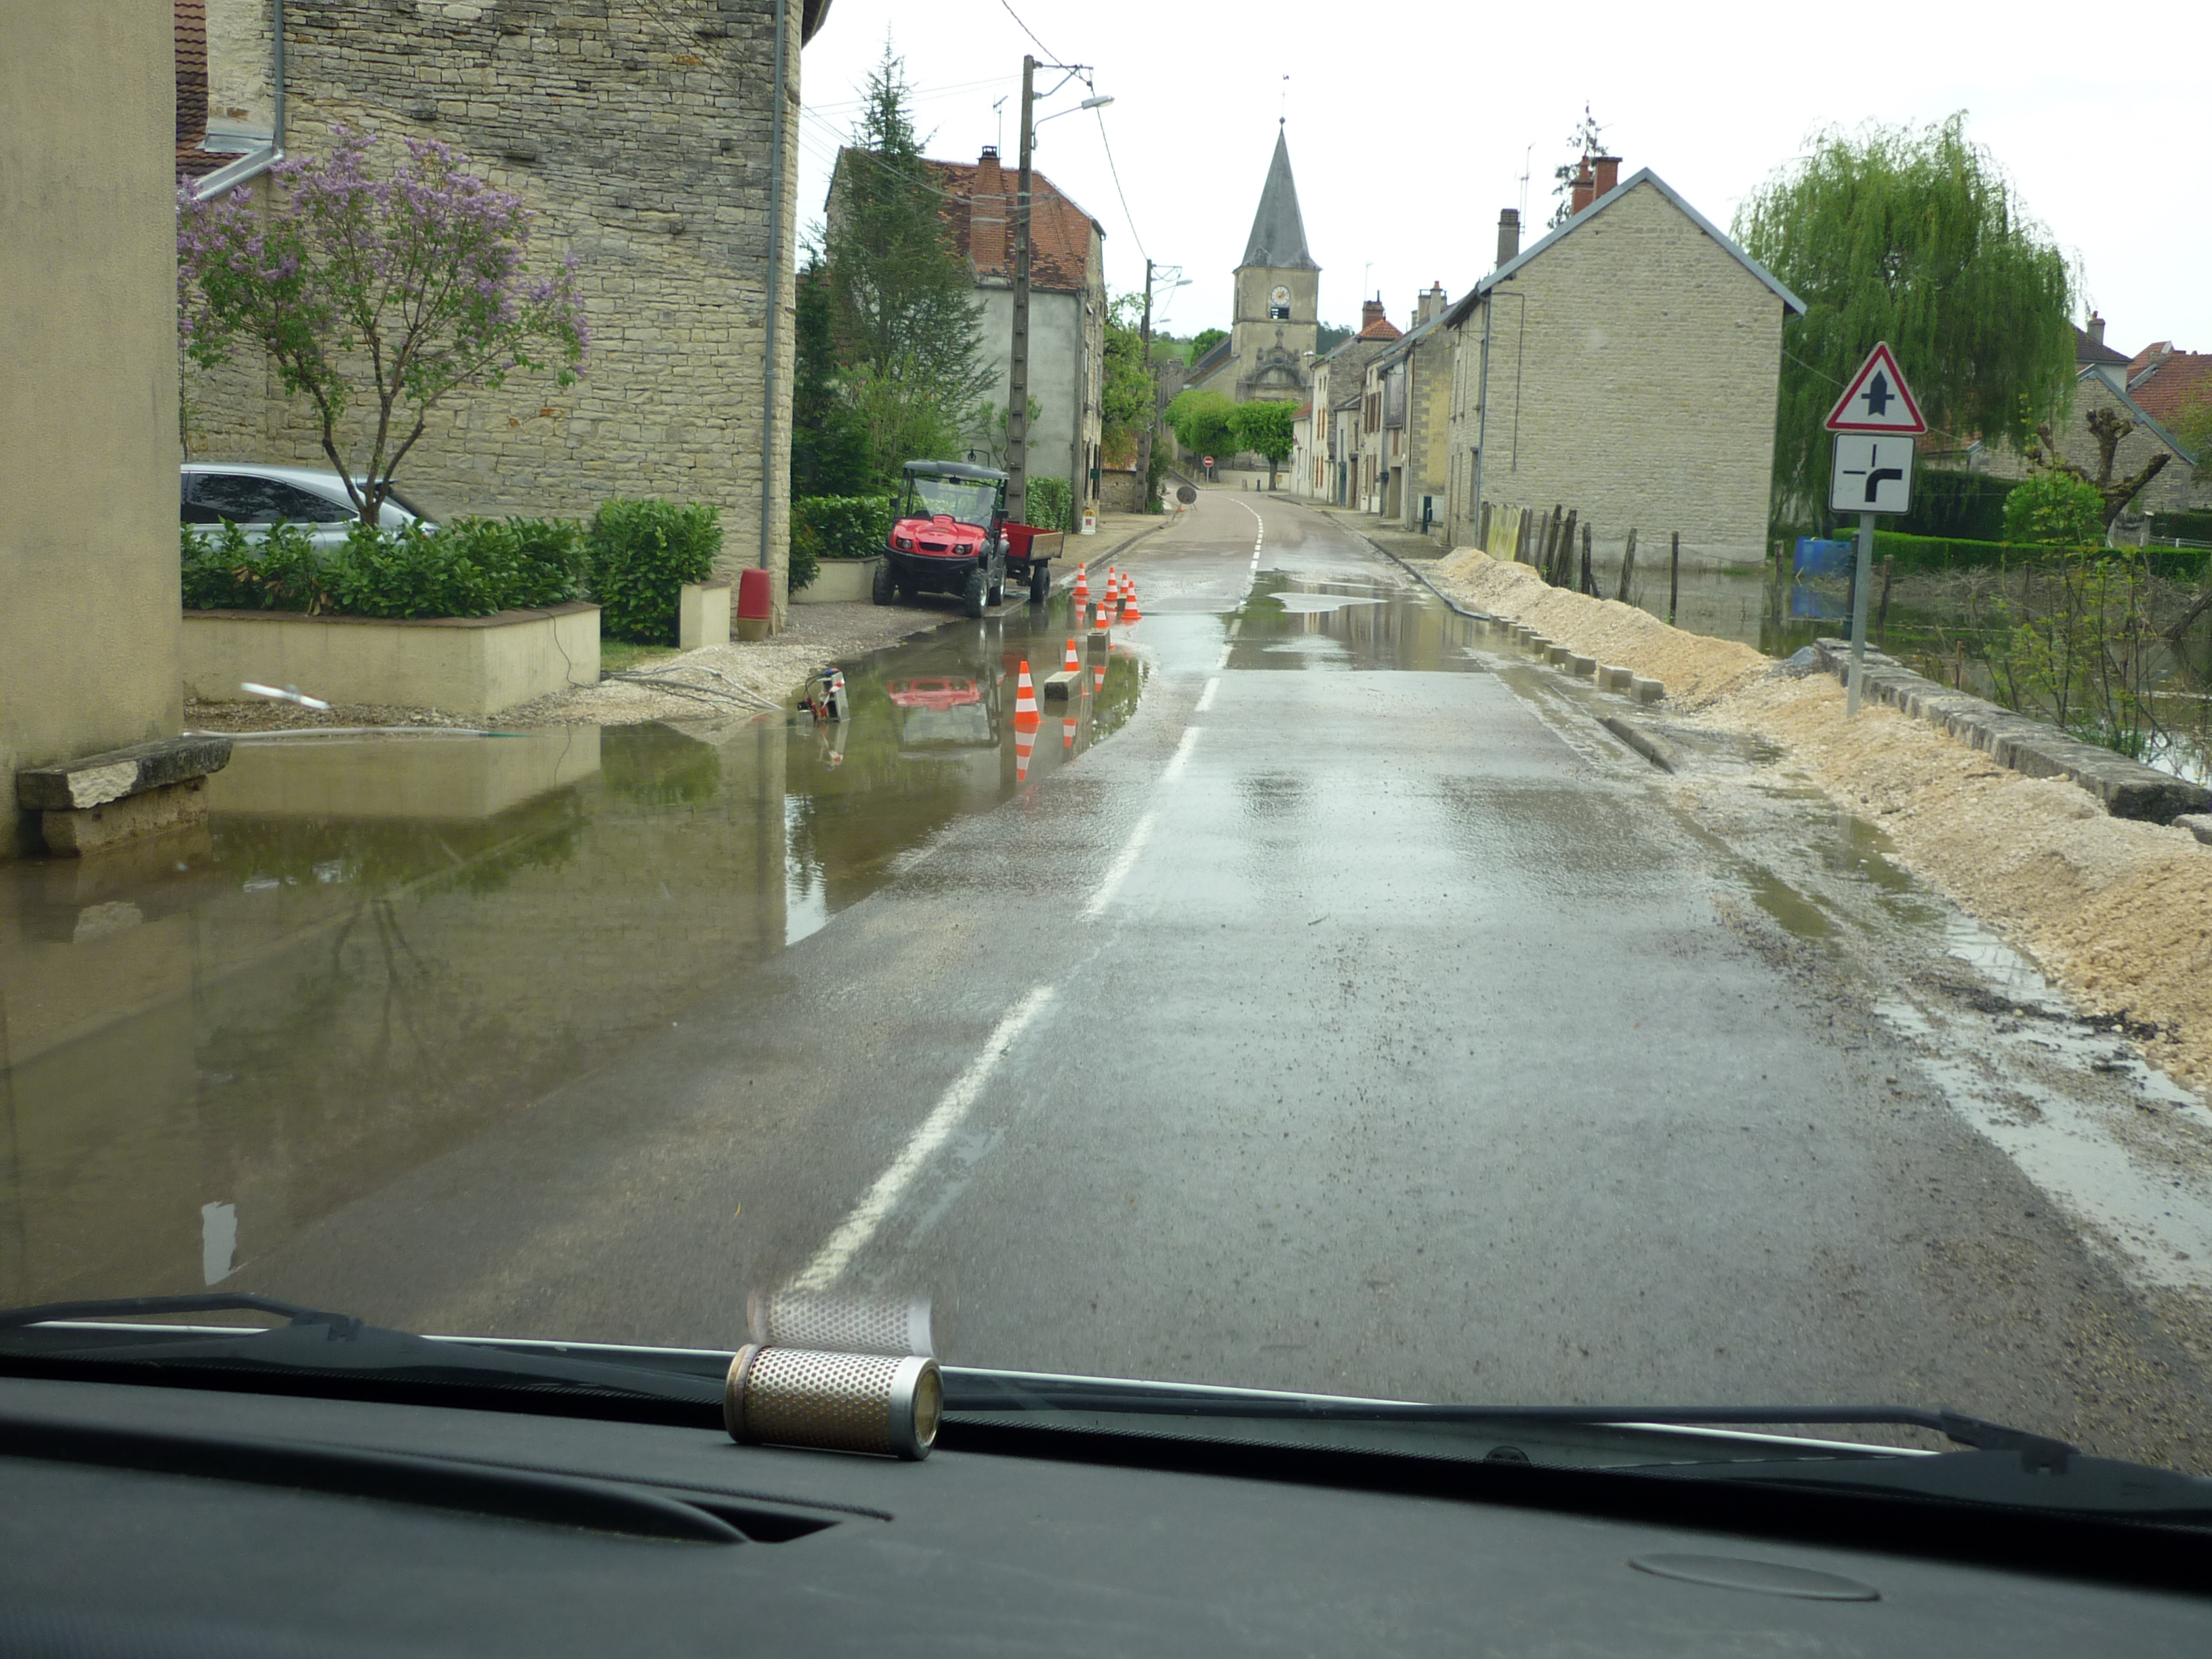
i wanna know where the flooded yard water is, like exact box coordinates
[0,594,1143,1309]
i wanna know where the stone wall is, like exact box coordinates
[1444,180,1787,566]
[186,0,801,622]
[1973,369,2200,519]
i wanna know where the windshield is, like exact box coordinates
[11,4,2212,1509]
[905,475,999,526]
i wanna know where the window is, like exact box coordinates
[186,472,352,525]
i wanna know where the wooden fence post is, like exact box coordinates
[1577,518,1593,594]
[1669,531,1681,625]
[1876,553,1896,628]
[1616,527,1637,603]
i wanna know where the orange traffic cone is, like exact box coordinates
[1063,637,1081,674]
[1121,577,1141,623]
[1093,657,1106,693]
[1063,712,1078,753]
[1015,723,1036,782]
[1071,563,1088,607]
[1013,660,1040,731]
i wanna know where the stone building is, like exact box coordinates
[184,0,825,623]
[1441,159,1803,567]
[837,145,1105,520]
[1184,122,1319,409]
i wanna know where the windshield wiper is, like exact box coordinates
[0,1293,720,1407]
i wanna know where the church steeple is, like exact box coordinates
[1241,122,1317,271]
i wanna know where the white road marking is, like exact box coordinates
[788,985,1058,1292]
[1083,809,1158,920]
[1193,676,1221,714]
[1160,726,1201,781]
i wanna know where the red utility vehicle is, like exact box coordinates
[874,459,1063,617]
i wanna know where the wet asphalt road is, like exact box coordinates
[251,489,2212,1453]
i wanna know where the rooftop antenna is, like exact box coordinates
[1280,73,1289,124]
[1517,144,1532,222]
[992,95,1007,152]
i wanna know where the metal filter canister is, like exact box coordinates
[724,1345,941,1460]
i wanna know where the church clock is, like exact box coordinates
[1269,284,1290,321]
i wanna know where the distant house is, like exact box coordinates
[856,146,1106,521]
[1292,301,1399,504]
[1954,316,2205,520]
[1357,285,1451,530]
[1440,158,1804,566]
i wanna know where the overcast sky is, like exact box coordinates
[794,0,2207,356]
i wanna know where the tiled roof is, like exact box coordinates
[2127,347,2212,429]
[896,152,1103,294]
[2074,323,2130,367]
[1355,316,1402,342]
[175,0,207,150]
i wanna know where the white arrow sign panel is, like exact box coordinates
[1830,434,1915,515]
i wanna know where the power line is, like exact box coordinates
[1092,107,1145,263]
[998,0,1059,62]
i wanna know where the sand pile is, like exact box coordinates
[1433,550,1769,710]
[1429,550,2212,1094]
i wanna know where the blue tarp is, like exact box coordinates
[1795,536,1854,578]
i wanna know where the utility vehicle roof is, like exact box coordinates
[903,460,1009,482]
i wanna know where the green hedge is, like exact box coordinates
[586,499,721,643]
[182,516,586,619]
[793,495,894,558]
[1868,529,2207,582]
[2150,510,2212,544]
[1900,470,2017,541]
[1025,474,1073,533]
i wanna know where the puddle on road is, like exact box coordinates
[0,593,1142,1308]
[1227,575,1486,672]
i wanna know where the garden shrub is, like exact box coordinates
[182,520,335,612]
[586,499,722,642]
[2001,471,2104,548]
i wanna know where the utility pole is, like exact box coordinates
[1135,257,1154,508]
[1006,54,1036,526]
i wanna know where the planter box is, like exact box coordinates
[795,556,881,604]
[680,580,730,649]
[182,602,600,717]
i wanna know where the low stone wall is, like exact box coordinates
[1810,638,2211,824]
[796,558,881,605]
[183,603,600,717]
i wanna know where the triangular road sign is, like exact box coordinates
[1825,342,1926,434]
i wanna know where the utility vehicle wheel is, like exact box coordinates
[962,568,987,619]
[872,558,895,605]
[1028,561,1051,605]
[986,558,1005,607]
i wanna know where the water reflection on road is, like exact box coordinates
[0,595,1143,1309]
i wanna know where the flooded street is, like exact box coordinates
[5,488,2210,1470]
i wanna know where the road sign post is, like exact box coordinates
[1824,344,1926,716]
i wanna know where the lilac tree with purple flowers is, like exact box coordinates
[178,129,589,523]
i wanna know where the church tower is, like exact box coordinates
[1228,122,1319,403]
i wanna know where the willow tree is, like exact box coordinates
[1734,116,2075,527]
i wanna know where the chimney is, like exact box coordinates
[973,146,1006,268]
[1496,208,1520,268]
[2087,311,2106,348]
[1570,157,1595,217]
[1416,283,1448,325]
[1591,155,1620,199]
[1361,296,1386,333]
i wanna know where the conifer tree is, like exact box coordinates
[822,47,994,487]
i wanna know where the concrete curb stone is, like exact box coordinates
[1811,638,2211,824]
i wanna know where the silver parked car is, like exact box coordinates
[180,463,435,548]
